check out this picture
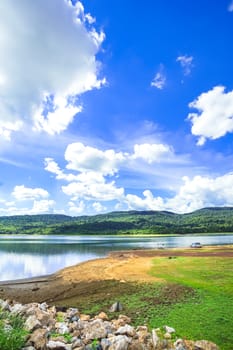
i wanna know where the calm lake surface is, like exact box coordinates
[1,234,233,281]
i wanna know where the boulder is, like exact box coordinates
[109,302,123,312]
[83,319,108,340]
[164,326,175,334]
[25,315,41,332]
[194,340,219,350]
[47,340,71,350]
[28,328,48,349]
[108,335,131,350]
[116,325,136,337]
[96,312,109,321]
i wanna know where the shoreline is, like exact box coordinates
[1,245,233,305]
[1,244,233,284]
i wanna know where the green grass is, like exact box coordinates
[149,256,233,349]
[0,310,28,350]
[56,255,233,350]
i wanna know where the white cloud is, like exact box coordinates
[62,181,124,202]
[45,157,112,185]
[31,200,55,214]
[125,173,233,213]
[228,1,233,11]
[167,173,233,213]
[65,142,126,175]
[12,185,49,201]
[0,0,105,139]
[176,55,194,76]
[92,202,107,213]
[188,86,233,145]
[68,200,86,215]
[0,199,55,215]
[126,190,164,211]
[132,143,173,163]
[44,141,193,212]
[0,121,23,141]
[151,65,166,89]
[33,96,83,135]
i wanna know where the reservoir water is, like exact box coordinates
[0,234,233,281]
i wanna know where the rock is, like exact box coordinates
[96,312,109,321]
[10,303,25,314]
[128,340,145,350]
[39,302,48,311]
[49,305,57,316]
[67,307,79,316]
[28,328,48,349]
[80,314,91,321]
[136,327,152,348]
[164,326,175,334]
[174,339,188,350]
[0,298,220,350]
[101,338,112,350]
[0,299,10,311]
[67,308,79,322]
[47,340,71,350]
[25,304,40,317]
[84,319,108,340]
[164,332,172,339]
[56,322,70,335]
[112,315,131,328]
[109,302,123,312]
[151,329,159,348]
[108,335,131,350]
[194,340,219,350]
[25,315,41,332]
[35,309,53,327]
[72,339,84,348]
[116,325,136,337]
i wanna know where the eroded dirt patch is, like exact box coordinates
[142,283,195,306]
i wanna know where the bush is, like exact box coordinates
[0,310,28,350]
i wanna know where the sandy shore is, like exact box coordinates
[1,246,233,305]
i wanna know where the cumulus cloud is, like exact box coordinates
[167,173,233,212]
[0,199,55,215]
[176,55,194,76]
[126,190,164,211]
[30,200,55,214]
[93,202,107,213]
[33,96,83,135]
[151,65,166,89]
[62,181,124,202]
[132,143,173,163]
[44,141,188,212]
[0,0,105,139]
[125,173,233,213]
[65,142,127,175]
[68,200,86,215]
[12,185,49,201]
[188,86,233,145]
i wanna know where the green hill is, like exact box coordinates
[0,207,233,235]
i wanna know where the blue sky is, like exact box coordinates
[0,0,233,216]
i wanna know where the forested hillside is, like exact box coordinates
[0,207,233,235]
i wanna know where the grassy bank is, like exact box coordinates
[57,255,233,350]
[149,257,233,349]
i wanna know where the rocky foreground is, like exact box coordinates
[0,299,218,350]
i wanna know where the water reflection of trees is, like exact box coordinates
[0,241,146,255]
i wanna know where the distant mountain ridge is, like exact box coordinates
[0,207,233,235]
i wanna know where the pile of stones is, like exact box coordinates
[0,299,219,350]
